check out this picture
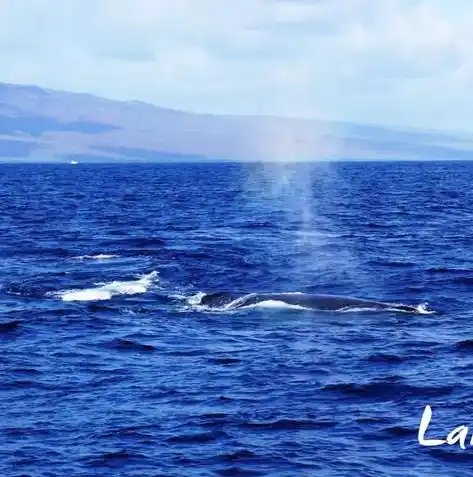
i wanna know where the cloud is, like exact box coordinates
[0,0,471,129]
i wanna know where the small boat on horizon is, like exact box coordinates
[70,160,78,165]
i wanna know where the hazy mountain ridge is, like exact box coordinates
[0,82,472,162]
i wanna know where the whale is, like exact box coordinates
[198,292,434,314]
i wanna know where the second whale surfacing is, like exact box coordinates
[197,292,435,314]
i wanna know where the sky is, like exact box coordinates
[0,0,472,130]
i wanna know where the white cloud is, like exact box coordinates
[0,0,472,129]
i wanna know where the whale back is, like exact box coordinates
[198,292,426,313]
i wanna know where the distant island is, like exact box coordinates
[0,81,472,162]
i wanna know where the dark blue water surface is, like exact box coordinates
[2,161,473,476]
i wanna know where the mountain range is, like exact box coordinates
[0,81,472,162]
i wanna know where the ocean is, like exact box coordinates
[1,161,473,476]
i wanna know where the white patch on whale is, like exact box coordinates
[242,299,311,311]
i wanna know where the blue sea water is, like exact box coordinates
[2,161,473,476]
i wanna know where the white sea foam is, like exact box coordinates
[73,254,120,261]
[53,271,159,302]
[182,292,217,312]
[184,292,226,312]
[187,292,207,305]
[415,302,437,315]
[168,293,188,300]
